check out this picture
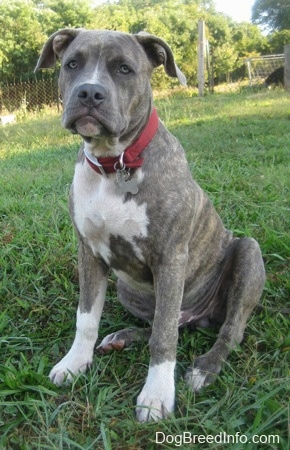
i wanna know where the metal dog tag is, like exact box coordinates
[116,169,139,195]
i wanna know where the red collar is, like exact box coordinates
[84,108,159,175]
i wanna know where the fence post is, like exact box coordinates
[245,58,252,86]
[284,44,290,90]
[198,20,205,97]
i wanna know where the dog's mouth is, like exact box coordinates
[64,110,121,141]
[74,116,102,137]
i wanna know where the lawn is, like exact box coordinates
[0,89,289,449]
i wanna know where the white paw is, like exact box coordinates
[50,306,102,385]
[185,368,208,391]
[136,391,174,422]
[136,361,175,422]
[49,351,92,385]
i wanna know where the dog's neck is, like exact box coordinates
[83,108,159,176]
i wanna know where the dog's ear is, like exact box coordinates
[135,32,187,86]
[35,28,83,71]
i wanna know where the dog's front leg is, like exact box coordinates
[136,252,187,422]
[50,239,108,385]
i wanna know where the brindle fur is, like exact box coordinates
[35,29,265,421]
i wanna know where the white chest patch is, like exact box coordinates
[72,160,149,266]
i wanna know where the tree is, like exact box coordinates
[0,0,95,82]
[0,0,276,85]
[34,0,94,35]
[0,0,46,81]
[252,0,290,32]
[268,29,290,53]
[231,22,269,56]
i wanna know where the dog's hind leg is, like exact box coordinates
[97,327,152,354]
[97,279,154,353]
[186,237,265,391]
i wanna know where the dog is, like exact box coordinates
[35,28,265,422]
[265,66,284,88]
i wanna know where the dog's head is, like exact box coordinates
[35,29,186,150]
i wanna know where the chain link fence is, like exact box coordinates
[0,77,60,113]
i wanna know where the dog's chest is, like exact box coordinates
[72,162,149,267]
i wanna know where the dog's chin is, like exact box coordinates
[74,116,102,138]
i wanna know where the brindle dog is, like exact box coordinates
[36,29,265,422]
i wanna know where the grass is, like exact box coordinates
[0,88,289,449]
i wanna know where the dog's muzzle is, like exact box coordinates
[68,83,109,137]
[77,83,108,107]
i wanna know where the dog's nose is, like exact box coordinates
[77,83,108,106]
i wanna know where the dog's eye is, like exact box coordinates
[67,60,78,70]
[118,64,131,74]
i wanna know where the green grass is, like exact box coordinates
[0,89,289,449]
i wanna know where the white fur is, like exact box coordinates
[85,66,102,87]
[84,37,106,87]
[73,158,149,267]
[187,368,207,391]
[49,279,107,385]
[136,361,175,422]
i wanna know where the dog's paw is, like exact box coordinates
[135,361,175,422]
[49,352,92,385]
[96,332,126,354]
[185,351,222,392]
[185,367,214,391]
[136,390,174,422]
